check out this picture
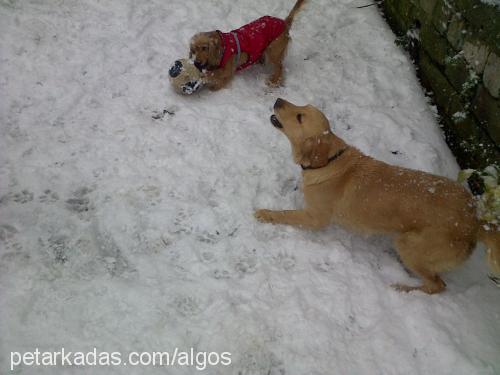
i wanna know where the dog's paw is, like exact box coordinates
[254,209,275,223]
[207,84,223,91]
[265,78,282,88]
[392,279,446,294]
[391,283,415,293]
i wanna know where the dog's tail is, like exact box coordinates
[478,224,500,275]
[285,0,307,28]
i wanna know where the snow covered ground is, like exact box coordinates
[1,0,499,374]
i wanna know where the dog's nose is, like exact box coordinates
[274,98,285,110]
[193,60,204,71]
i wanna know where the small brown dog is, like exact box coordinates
[255,98,500,294]
[189,0,306,90]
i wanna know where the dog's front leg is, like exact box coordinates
[203,60,236,91]
[254,209,329,230]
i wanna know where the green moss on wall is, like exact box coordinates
[381,0,500,169]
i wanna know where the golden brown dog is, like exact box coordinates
[255,98,500,294]
[189,0,306,90]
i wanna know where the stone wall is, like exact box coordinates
[382,0,499,170]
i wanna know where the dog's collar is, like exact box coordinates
[301,148,348,171]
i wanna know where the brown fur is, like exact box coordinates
[189,0,306,90]
[255,98,500,294]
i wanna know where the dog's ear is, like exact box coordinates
[301,134,331,168]
[207,32,221,66]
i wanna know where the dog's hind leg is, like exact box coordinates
[267,62,283,87]
[264,33,290,87]
[392,271,446,294]
[391,231,451,294]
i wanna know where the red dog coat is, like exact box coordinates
[217,16,287,71]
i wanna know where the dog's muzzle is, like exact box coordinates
[270,115,283,129]
[194,60,206,70]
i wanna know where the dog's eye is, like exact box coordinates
[202,46,208,51]
[296,113,303,124]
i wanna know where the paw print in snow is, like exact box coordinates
[12,190,34,203]
[235,250,258,275]
[174,295,202,317]
[139,185,162,206]
[172,209,193,235]
[0,224,22,251]
[39,189,59,203]
[312,256,335,273]
[48,234,69,264]
[201,251,216,263]
[65,187,92,213]
[0,190,34,204]
[273,252,296,271]
[212,269,231,279]
[196,231,219,244]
